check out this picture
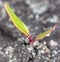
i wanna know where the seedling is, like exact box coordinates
[4,2,57,44]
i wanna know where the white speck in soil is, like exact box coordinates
[35,26,39,30]
[35,15,39,19]
[28,14,34,19]
[0,47,2,50]
[0,51,4,55]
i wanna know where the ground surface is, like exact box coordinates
[0,0,60,62]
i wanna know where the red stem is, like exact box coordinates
[28,36,34,44]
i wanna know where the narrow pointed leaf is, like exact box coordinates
[35,25,57,41]
[4,2,30,37]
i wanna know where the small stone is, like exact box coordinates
[27,46,33,53]
[9,60,13,62]
[35,26,39,30]
[37,45,42,50]
[53,50,58,55]
[0,51,4,55]
[47,15,59,23]
[41,50,45,54]
[25,0,31,4]
[35,15,39,19]
[25,38,29,43]
[28,14,34,19]
[58,50,60,53]
[50,40,58,46]
[17,38,21,41]
[0,47,2,50]
[43,46,50,53]
[27,26,30,29]
[33,41,39,46]
[32,52,36,57]
[39,57,41,59]
[9,55,12,58]
[5,46,15,55]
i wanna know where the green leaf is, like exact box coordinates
[4,2,30,37]
[34,25,57,41]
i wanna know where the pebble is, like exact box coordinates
[35,15,39,19]
[5,46,15,55]
[53,50,58,55]
[47,15,59,23]
[27,46,33,53]
[0,51,4,55]
[38,57,41,59]
[28,14,34,19]
[50,40,58,47]
[25,0,31,5]
[41,50,45,54]
[37,46,42,50]
[33,41,39,46]
[32,51,36,57]
[0,47,2,50]
[35,26,39,30]
[25,38,29,43]
[9,60,13,62]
